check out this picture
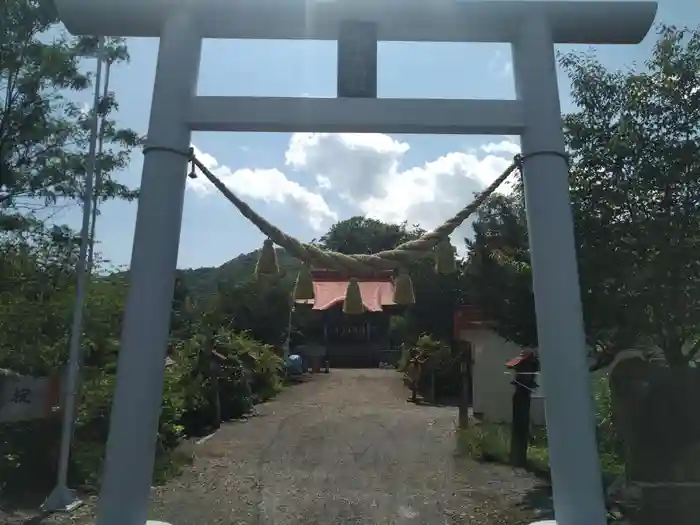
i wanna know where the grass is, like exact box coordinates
[457,419,625,481]
[458,375,626,482]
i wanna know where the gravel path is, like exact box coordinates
[30,369,552,525]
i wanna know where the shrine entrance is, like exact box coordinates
[54,2,657,525]
[295,270,400,368]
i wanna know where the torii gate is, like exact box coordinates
[53,1,657,524]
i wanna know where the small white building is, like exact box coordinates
[454,306,546,426]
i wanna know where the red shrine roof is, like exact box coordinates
[295,269,396,312]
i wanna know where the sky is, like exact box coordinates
[50,0,698,272]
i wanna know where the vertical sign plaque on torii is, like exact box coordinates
[337,20,378,98]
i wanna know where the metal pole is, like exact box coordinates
[86,57,112,275]
[283,295,294,361]
[512,16,606,525]
[95,13,201,525]
[42,36,105,514]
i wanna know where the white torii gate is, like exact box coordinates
[54,1,657,524]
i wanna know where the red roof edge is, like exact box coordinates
[310,269,394,283]
[505,351,538,368]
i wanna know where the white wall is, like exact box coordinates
[458,329,617,428]
[459,329,532,424]
[530,374,546,427]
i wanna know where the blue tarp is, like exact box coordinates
[285,354,304,376]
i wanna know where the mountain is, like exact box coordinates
[177,248,302,300]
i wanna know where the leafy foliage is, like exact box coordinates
[398,335,462,400]
[0,1,286,502]
[563,25,700,366]
[463,193,536,348]
[7,5,700,508]
[465,25,700,367]
[203,280,293,347]
[1,0,141,210]
[0,226,288,497]
[319,216,422,255]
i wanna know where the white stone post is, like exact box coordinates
[512,15,607,525]
[95,12,201,525]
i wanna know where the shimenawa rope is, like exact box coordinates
[142,145,567,277]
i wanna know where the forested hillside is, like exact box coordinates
[177,248,302,300]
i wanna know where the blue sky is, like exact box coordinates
[52,0,696,272]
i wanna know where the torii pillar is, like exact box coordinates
[53,1,657,525]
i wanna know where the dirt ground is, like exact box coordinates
[15,369,553,525]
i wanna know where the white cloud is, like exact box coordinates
[187,133,522,248]
[187,145,337,231]
[480,140,520,156]
[315,175,332,190]
[286,133,409,203]
[284,133,521,245]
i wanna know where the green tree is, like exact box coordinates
[562,24,700,366]
[170,275,196,340]
[466,25,700,368]
[319,216,423,254]
[0,0,140,210]
[0,1,148,495]
[463,193,536,348]
[0,216,79,374]
[204,279,292,347]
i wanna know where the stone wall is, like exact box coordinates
[608,356,700,524]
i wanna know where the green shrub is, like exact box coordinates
[592,373,619,457]
[400,335,461,399]
[218,351,254,420]
[172,335,218,437]
[214,330,284,404]
[457,421,551,477]
[0,234,287,502]
[457,375,625,480]
[591,373,625,478]
[389,315,413,349]
[457,421,511,462]
[0,419,61,497]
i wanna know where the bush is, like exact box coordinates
[172,335,219,437]
[457,375,625,481]
[213,330,284,404]
[0,419,62,498]
[458,421,512,464]
[0,222,287,502]
[389,315,413,349]
[592,373,620,458]
[400,335,462,400]
[0,326,286,501]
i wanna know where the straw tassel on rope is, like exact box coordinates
[293,263,315,301]
[393,268,416,306]
[435,239,457,275]
[343,278,365,315]
[255,238,279,279]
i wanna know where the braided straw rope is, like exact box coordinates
[190,153,519,276]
